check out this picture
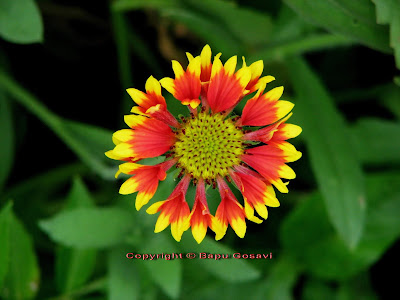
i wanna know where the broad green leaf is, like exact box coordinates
[0,92,13,191]
[283,0,391,53]
[372,0,400,68]
[281,172,400,280]
[135,233,182,299]
[108,247,139,300]
[162,7,241,58]
[39,207,135,249]
[0,202,13,288]
[1,210,40,299]
[270,6,316,43]
[0,0,43,43]
[56,248,97,293]
[286,56,365,248]
[330,0,377,24]
[56,177,97,293]
[183,0,273,46]
[114,0,271,52]
[62,120,117,179]
[179,235,261,282]
[62,121,113,161]
[63,177,95,210]
[351,118,400,164]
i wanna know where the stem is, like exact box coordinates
[0,70,61,129]
[0,70,114,179]
[45,277,107,300]
[109,8,134,117]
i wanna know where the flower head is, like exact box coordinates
[106,45,302,243]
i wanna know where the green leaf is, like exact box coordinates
[183,0,274,47]
[63,177,96,210]
[286,56,365,249]
[62,119,116,179]
[56,177,97,293]
[117,0,272,56]
[179,235,261,282]
[249,33,353,63]
[283,0,391,53]
[381,85,400,119]
[252,257,300,300]
[108,246,139,300]
[162,7,241,58]
[351,118,400,164]
[394,76,400,87]
[0,202,13,288]
[281,172,400,280]
[372,0,400,68]
[135,233,182,299]
[0,0,43,44]
[1,209,40,299]
[39,207,135,249]
[185,281,269,300]
[0,92,13,191]
[113,0,179,11]
[330,0,377,24]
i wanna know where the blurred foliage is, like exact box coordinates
[0,0,399,299]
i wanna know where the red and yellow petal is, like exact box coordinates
[127,76,166,113]
[190,179,222,244]
[128,77,179,127]
[160,57,202,109]
[214,178,246,240]
[207,54,251,113]
[146,176,191,242]
[241,145,300,193]
[242,112,302,144]
[110,116,176,160]
[239,86,294,126]
[118,160,176,210]
[241,58,275,94]
[270,123,302,142]
[230,169,280,222]
[200,44,212,83]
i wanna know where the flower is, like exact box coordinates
[106,45,302,243]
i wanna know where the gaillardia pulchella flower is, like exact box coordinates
[106,45,302,243]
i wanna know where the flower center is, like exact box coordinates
[174,112,244,180]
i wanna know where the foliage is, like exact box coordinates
[0,0,399,299]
